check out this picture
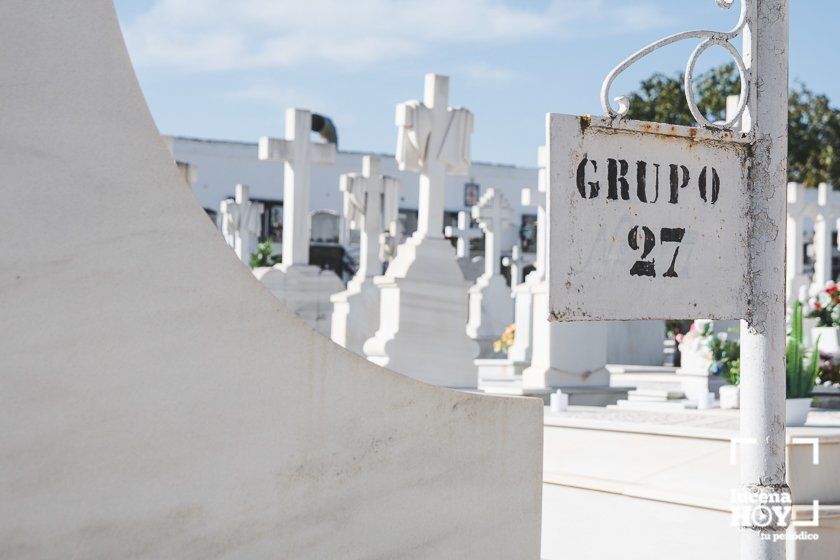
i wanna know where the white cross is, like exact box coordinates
[502,245,535,288]
[219,184,264,265]
[395,74,473,239]
[520,145,548,279]
[340,156,400,278]
[259,108,336,266]
[472,188,514,278]
[444,211,482,259]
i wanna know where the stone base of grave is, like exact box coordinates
[523,364,611,391]
[476,358,529,392]
[606,320,666,366]
[813,385,840,410]
[467,275,513,357]
[363,236,479,388]
[456,255,484,283]
[479,373,628,406]
[542,406,840,560]
[330,276,379,355]
[254,263,345,337]
[506,277,537,363]
[607,364,727,410]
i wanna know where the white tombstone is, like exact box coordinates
[674,319,727,402]
[812,182,840,293]
[506,148,549,365]
[522,143,609,390]
[363,74,480,387]
[787,182,812,305]
[444,210,485,282]
[466,188,515,355]
[253,108,345,337]
[331,156,400,354]
[1,3,543,556]
[606,321,666,366]
[502,245,534,289]
[379,221,401,265]
[219,184,264,266]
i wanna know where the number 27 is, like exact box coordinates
[627,226,685,278]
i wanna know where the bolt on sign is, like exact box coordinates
[548,114,752,321]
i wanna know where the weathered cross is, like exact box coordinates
[340,156,400,278]
[520,145,548,279]
[396,74,473,239]
[220,183,264,265]
[502,245,535,288]
[472,188,513,278]
[258,108,336,266]
[444,211,483,259]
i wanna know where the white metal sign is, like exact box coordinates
[548,114,752,321]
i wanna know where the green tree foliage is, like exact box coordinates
[625,63,840,186]
[625,63,740,126]
[788,85,840,187]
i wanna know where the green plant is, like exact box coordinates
[250,240,278,268]
[787,301,821,399]
[706,326,741,385]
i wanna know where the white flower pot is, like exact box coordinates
[719,384,740,409]
[802,317,819,345]
[785,398,812,427]
[811,326,840,356]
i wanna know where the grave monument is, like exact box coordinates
[219,183,264,266]
[330,156,400,354]
[363,74,480,387]
[444,210,485,282]
[254,108,345,336]
[466,188,515,355]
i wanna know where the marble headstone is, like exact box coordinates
[254,108,345,336]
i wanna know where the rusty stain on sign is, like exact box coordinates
[548,114,754,322]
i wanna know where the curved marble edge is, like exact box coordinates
[0,2,543,558]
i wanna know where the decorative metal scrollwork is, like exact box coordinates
[600,0,751,130]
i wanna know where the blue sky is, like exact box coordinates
[115,0,840,167]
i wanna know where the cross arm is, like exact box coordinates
[258,137,293,162]
[312,142,337,165]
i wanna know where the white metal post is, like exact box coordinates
[739,1,789,558]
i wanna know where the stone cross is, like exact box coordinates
[259,108,336,266]
[220,184,264,265]
[340,156,400,278]
[502,245,534,289]
[472,188,513,278]
[444,211,482,259]
[395,74,473,239]
[520,145,548,278]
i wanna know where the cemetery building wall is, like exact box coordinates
[170,136,535,252]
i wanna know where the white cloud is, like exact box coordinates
[459,63,516,83]
[122,0,674,72]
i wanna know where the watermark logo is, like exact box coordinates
[728,437,821,541]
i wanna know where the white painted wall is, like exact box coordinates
[0,2,543,558]
[171,135,537,252]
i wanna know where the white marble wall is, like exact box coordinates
[0,3,542,558]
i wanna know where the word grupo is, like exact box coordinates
[576,157,720,204]
[573,156,723,278]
